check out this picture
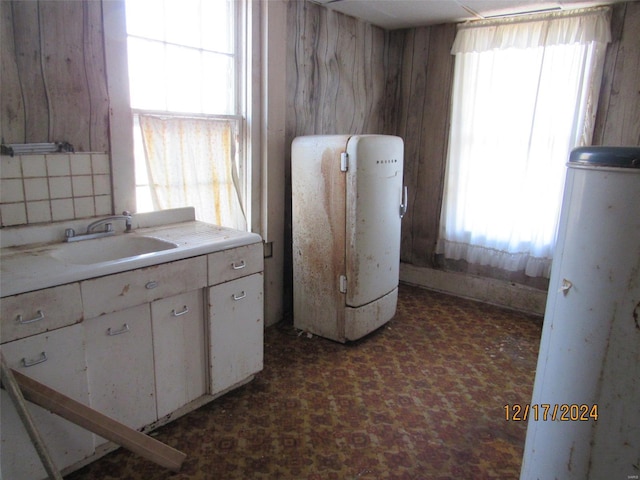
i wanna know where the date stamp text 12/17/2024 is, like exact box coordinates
[504,403,598,422]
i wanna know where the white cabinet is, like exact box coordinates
[84,304,157,447]
[81,257,207,446]
[0,323,93,480]
[0,238,263,477]
[208,243,264,396]
[209,273,264,395]
[152,290,207,418]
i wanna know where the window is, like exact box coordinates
[125,0,248,230]
[437,8,611,278]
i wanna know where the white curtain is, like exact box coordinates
[438,8,610,278]
[139,115,247,230]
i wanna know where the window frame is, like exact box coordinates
[103,0,259,233]
[437,12,610,278]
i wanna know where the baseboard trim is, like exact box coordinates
[399,263,547,316]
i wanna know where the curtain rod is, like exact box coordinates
[457,5,611,30]
[133,109,242,122]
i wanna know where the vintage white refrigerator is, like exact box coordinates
[520,146,640,479]
[292,134,406,343]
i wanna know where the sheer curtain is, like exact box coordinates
[139,114,247,230]
[437,8,610,278]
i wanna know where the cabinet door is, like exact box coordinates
[152,290,207,418]
[84,304,156,447]
[209,273,263,395]
[1,324,93,480]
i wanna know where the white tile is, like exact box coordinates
[24,177,50,201]
[21,155,47,177]
[74,197,95,218]
[72,176,94,197]
[1,202,27,226]
[91,153,111,174]
[70,153,93,175]
[51,198,75,221]
[93,174,111,196]
[1,179,25,203]
[94,195,112,216]
[1,156,22,179]
[46,154,71,176]
[49,176,73,199]
[26,200,52,223]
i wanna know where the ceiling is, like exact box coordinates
[310,0,623,29]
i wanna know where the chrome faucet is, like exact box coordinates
[87,211,132,233]
[65,211,132,242]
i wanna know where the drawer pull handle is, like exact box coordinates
[17,310,45,324]
[233,291,247,301]
[22,352,48,367]
[145,281,158,289]
[171,306,190,317]
[232,260,246,270]
[107,323,130,336]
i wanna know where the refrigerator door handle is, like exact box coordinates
[400,185,408,219]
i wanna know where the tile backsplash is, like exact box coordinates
[0,153,112,227]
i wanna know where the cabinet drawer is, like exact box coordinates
[81,256,207,318]
[1,283,83,343]
[208,243,263,285]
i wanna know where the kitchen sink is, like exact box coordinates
[50,235,179,265]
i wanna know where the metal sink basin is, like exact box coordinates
[50,235,179,265]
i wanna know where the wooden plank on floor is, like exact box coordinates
[0,353,63,480]
[8,369,186,472]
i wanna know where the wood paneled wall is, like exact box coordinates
[0,0,109,152]
[392,24,456,267]
[593,1,640,146]
[285,0,396,139]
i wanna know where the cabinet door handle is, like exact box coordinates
[145,281,158,289]
[171,305,190,317]
[107,323,130,336]
[233,291,246,301]
[232,260,246,270]
[22,352,48,367]
[17,310,45,324]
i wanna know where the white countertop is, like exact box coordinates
[1,219,262,298]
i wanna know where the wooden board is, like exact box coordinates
[0,0,24,143]
[0,0,109,150]
[8,369,186,472]
[411,23,456,266]
[285,0,390,138]
[0,353,63,480]
[593,2,640,146]
[393,23,456,267]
